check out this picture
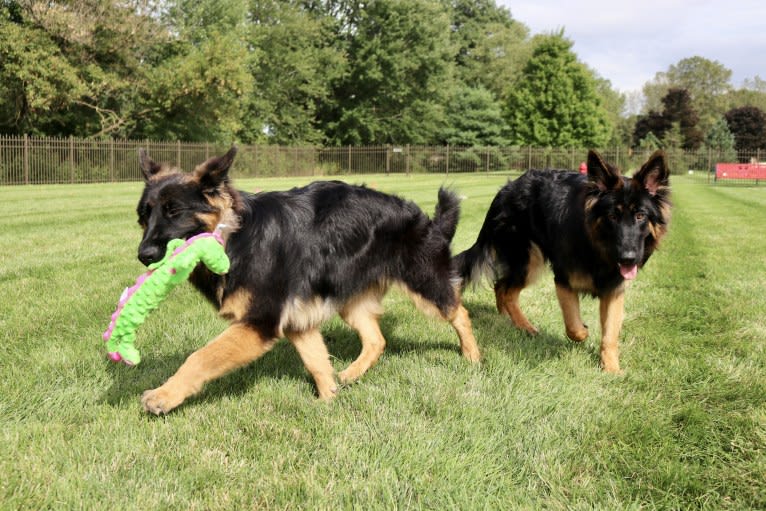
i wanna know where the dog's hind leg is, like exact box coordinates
[494,242,544,335]
[400,284,481,363]
[141,323,275,414]
[445,302,481,363]
[287,328,338,401]
[338,291,387,384]
[555,284,589,342]
[598,289,625,374]
[495,282,538,335]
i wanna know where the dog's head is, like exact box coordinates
[584,149,671,279]
[136,147,239,266]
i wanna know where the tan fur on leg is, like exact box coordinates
[599,290,625,374]
[446,304,481,362]
[287,329,338,401]
[142,323,275,414]
[555,284,589,342]
[495,285,538,335]
[339,292,386,384]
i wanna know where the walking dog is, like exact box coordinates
[135,147,480,413]
[455,150,670,373]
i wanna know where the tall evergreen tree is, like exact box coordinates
[316,0,454,145]
[503,32,610,147]
[705,117,737,162]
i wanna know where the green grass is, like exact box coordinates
[0,174,764,510]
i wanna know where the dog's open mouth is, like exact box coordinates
[619,264,638,280]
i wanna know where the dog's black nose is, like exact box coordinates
[138,246,162,266]
[618,251,638,265]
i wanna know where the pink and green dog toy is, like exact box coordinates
[103,229,230,366]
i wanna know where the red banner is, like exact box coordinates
[715,163,766,179]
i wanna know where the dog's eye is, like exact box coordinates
[163,203,182,218]
[608,212,618,222]
[635,212,646,221]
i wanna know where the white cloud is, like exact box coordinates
[499,0,766,92]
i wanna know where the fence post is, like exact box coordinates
[486,147,490,174]
[23,134,29,185]
[253,144,258,177]
[527,146,532,170]
[406,145,411,176]
[386,145,390,175]
[69,136,75,183]
[110,138,115,182]
[176,140,181,167]
[445,144,450,175]
[348,145,352,173]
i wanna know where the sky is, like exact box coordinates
[498,0,766,96]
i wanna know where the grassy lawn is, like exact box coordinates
[0,173,764,509]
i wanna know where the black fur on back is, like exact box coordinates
[135,148,463,340]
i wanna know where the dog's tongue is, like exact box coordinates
[620,264,638,280]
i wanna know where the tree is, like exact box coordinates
[705,117,737,163]
[661,88,703,149]
[135,0,254,142]
[0,0,167,137]
[0,6,85,135]
[439,84,509,146]
[503,32,610,147]
[633,111,669,147]
[724,106,766,155]
[316,0,454,145]
[240,0,344,145]
[444,0,531,100]
[632,88,702,149]
[642,56,732,133]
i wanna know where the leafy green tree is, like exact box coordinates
[444,0,530,100]
[503,32,610,147]
[724,106,766,154]
[632,88,702,149]
[642,56,732,133]
[0,5,84,135]
[439,84,509,146]
[133,0,254,142]
[705,117,737,163]
[239,0,344,145]
[661,88,703,149]
[316,0,454,145]
[0,0,166,137]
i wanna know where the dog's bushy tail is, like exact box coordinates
[433,187,460,242]
[453,214,496,291]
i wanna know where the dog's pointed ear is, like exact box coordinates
[587,150,620,191]
[138,148,163,181]
[633,150,669,196]
[194,146,237,192]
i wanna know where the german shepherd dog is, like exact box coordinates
[455,150,670,373]
[134,147,480,414]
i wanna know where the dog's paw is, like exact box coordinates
[141,385,186,415]
[566,325,589,342]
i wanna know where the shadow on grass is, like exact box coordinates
[461,298,602,368]
[101,298,601,409]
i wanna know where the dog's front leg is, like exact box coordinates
[555,284,589,342]
[598,290,625,374]
[142,323,275,414]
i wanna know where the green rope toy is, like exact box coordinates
[103,230,230,365]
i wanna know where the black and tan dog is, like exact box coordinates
[135,147,480,414]
[455,150,670,373]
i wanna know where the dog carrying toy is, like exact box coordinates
[102,228,230,366]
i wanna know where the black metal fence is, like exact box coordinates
[1,135,763,185]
